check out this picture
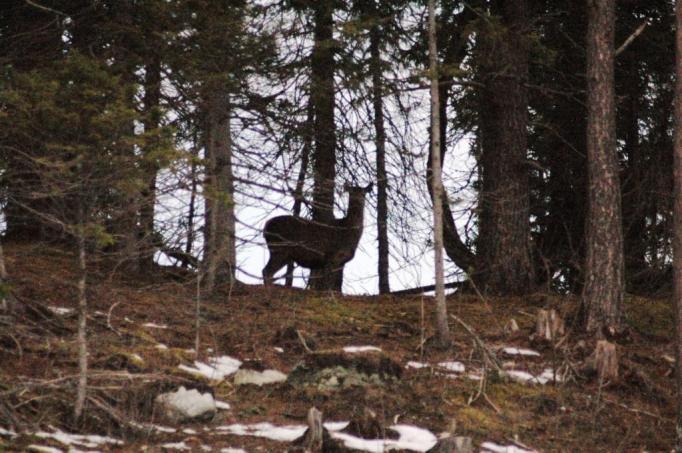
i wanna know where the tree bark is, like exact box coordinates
[583,0,624,334]
[286,101,314,287]
[475,0,534,295]
[74,204,88,419]
[139,52,162,269]
[428,0,451,348]
[203,91,237,295]
[369,15,390,294]
[673,0,682,445]
[309,0,338,290]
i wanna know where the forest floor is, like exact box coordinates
[0,242,677,452]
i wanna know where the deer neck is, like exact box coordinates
[342,197,365,228]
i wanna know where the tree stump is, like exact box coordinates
[504,318,520,335]
[289,407,346,452]
[594,340,618,382]
[535,309,565,341]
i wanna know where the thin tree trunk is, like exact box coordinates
[285,101,314,287]
[184,147,199,269]
[673,0,682,445]
[475,0,534,295]
[428,0,450,348]
[74,205,88,419]
[140,53,162,269]
[583,0,624,334]
[309,0,338,290]
[203,91,236,295]
[370,16,390,294]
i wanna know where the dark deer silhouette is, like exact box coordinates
[262,183,372,286]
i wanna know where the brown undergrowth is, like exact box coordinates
[0,242,677,451]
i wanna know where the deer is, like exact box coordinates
[262,183,372,286]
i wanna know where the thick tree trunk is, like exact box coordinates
[369,18,390,294]
[428,0,451,348]
[309,1,338,291]
[583,0,624,334]
[203,91,237,294]
[673,0,682,445]
[139,53,162,269]
[475,0,534,295]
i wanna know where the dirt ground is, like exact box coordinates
[0,243,677,451]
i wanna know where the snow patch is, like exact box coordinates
[216,423,306,442]
[33,428,122,449]
[154,386,216,422]
[215,421,436,452]
[142,322,168,329]
[27,445,62,453]
[343,346,382,353]
[220,449,248,453]
[162,441,190,450]
[0,426,17,437]
[274,347,284,353]
[46,306,73,316]
[406,361,429,369]
[437,361,466,373]
[178,355,242,381]
[215,400,231,410]
[501,347,541,357]
[155,343,169,350]
[480,441,537,453]
[505,368,561,385]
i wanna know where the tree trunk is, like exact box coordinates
[203,91,237,295]
[583,0,624,334]
[428,0,451,348]
[74,204,88,419]
[475,0,534,296]
[369,17,390,294]
[309,0,338,290]
[286,100,314,287]
[139,52,162,269]
[183,146,199,269]
[673,0,682,445]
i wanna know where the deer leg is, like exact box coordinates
[263,252,289,286]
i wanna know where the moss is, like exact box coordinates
[624,296,673,340]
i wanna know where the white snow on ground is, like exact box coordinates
[343,346,382,353]
[406,361,429,369]
[182,428,198,435]
[437,361,466,373]
[215,422,437,452]
[216,423,306,442]
[162,441,190,450]
[274,347,284,353]
[501,347,541,357]
[34,428,122,449]
[27,445,62,453]
[505,368,562,385]
[178,355,242,381]
[155,343,169,350]
[142,322,168,329]
[220,449,248,453]
[0,426,17,437]
[324,421,350,431]
[480,441,537,453]
[46,306,73,316]
[215,400,231,410]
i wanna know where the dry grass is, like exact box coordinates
[0,242,677,451]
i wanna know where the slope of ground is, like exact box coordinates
[0,243,676,451]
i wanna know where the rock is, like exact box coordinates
[427,436,474,453]
[288,352,402,390]
[234,369,288,386]
[154,386,216,423]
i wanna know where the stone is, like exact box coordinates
[233,369,288,386]
[154,386,216,423]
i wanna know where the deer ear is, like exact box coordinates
[365,183,373,193]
